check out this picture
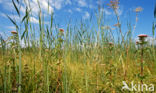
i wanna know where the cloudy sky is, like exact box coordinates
[0,0,155,39]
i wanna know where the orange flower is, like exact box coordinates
[11,31,18,34]
[59,28,64,32]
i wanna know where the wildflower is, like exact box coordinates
[138,34,148,44]
[134,7,143,13]
[137,34,147,85]
[109,42,113,45]
[138,34,148,37]
[138,34,148,40]
[59,28,64,32]
[11,31,18,35]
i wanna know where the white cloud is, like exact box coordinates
[30,17,39,24]
[6,14,21,20]
[0,32,5,38]
[101,9,112,15]
[65,0,72,5]
[51,0,64,10]
[75,8,82,12]
[78,0,87,7]
[117,8,123,16]
[27,0,54,16]
[67,9,72,13]
[89,4,95,9]
[83,11,90,19]
[0,12,6,18]
[6,26,16,30]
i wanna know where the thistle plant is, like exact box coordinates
[138,34,148,84]
[10,31,18,93]
[108,42,114,92]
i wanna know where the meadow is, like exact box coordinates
[0,0,156,93]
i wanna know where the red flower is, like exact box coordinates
[59,28,64,32]
[11,31,18,34]
[109,42,113,45]
[138,34,148,38]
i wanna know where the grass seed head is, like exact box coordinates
[113,23,120,27]
[134,7,143,13]
[108,0,119,10]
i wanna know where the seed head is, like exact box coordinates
[134,7,143,13]
[113,23,120,27]
[101,26,110,30]
[108,0,119,10]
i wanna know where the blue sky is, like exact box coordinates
[0,0,155,39]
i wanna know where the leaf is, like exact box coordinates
[16,0,19,3]
[12,0,20,17]
[21,7,29,23]
[50,12,53,30]
[21,30,27,40]
[6,15,19,29]
[152,23,155,36]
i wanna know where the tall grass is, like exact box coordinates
[0,0,156,93]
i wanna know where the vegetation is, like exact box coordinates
[0,0,156,93]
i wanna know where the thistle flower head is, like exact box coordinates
[138,34,148,43]
[138,34,148,38]
[11,31,18,35]
[109,42,113,45]
[59,28,64,32]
